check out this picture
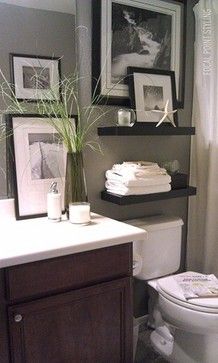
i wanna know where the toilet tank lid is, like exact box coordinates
[125,215,183,232]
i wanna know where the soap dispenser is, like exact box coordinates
[47,182,62,222]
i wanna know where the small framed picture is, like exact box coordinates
[127,67,178,126]
[10,54,61,101]
[6,114,76,220]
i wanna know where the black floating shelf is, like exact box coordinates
[98,125,195,136]
[101,186,197,205]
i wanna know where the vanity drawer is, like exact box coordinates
[5,243,132,301]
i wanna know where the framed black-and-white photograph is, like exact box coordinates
[92,0,185,107]
[6,114,76,220]
[127,67,178,126]
[10,54,61,101]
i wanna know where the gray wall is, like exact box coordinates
[0,1,196,317]
[0,3,76,197]
[77,0,196,316]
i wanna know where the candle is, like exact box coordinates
[118,109,131,126]
[69,202,91,225]
[117,109,136,127]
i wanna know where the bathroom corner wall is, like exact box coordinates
[77,0,196,317]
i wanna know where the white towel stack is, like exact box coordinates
[105,161,171,196]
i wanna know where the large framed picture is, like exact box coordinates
[92,0,186,107]
[10,54,61,101]
[6,114,76,220]
[127,67,178,126]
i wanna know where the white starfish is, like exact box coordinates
[151,100,177,127]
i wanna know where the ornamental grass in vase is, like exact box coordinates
[34,73,93,217]
[64,151,87,217]
[0,67,106,217]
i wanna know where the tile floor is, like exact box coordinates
[135,326,168,363]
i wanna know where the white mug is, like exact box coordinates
[117,109,136,127]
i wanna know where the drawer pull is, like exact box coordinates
[14,314,22,323]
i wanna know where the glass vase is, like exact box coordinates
[64,152,88,217]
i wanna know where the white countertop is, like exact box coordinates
[0,213,146,268]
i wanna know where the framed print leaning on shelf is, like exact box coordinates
[6,114,76,220]
[92,0,185,107]
[127,67,178,126]
[10,54,61,101]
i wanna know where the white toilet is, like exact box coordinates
[126,215,218,363]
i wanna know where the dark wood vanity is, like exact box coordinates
[0,243,133,363]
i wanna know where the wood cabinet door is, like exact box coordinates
[8,277,133,363]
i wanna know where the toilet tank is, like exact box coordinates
[125,215,183,280]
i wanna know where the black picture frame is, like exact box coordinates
[92,0,186,108]
[127,67,178,126]
[10,53,61,102]
[6,113,77,220]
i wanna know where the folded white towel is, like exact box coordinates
[122,161,158,168]
[105,183,171,196]
[112,162,166,178]
[113,162,159,171]
[105,170,171,186]
[111,168,167,179]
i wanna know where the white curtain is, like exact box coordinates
[187,0,218,275]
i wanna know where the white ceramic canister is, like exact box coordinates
[47,182,62,222]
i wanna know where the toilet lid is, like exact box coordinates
[157,271,218,312]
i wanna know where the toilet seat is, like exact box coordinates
[157,272,218,313]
